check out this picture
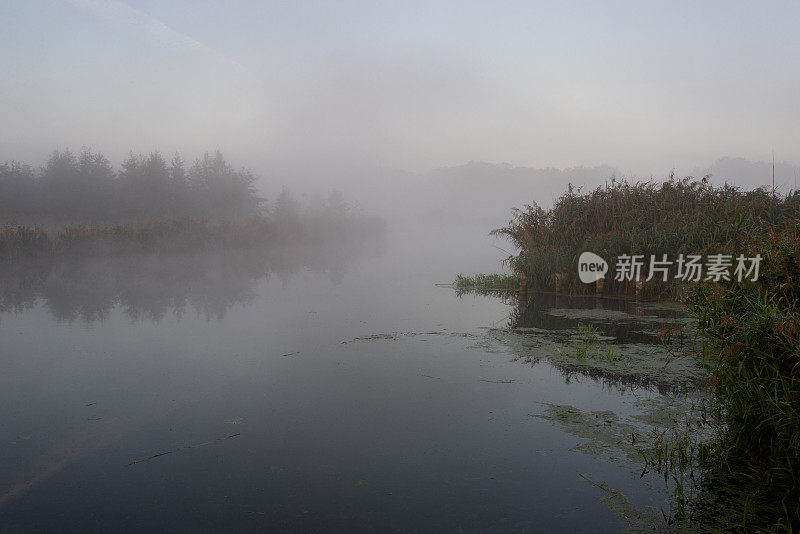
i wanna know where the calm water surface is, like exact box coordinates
[0,232,682,532]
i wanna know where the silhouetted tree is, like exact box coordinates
[76,148,115,220]
[0,161,37,221]
[0,147,264,224]
[189,150,260,218]
[117,151,174,219]
[273,186,300,218]
[40,149,81,220]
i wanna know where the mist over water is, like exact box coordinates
[3,1,800,530]
[0,138,795,532]
[0,211,689,531]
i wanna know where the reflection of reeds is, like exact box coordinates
[491,176,800,297]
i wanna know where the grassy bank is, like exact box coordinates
[687,223,800,530]
[491,176,800,297]
[0,212,386,260]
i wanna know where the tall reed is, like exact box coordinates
[689,222,800,529]
[492,175,800,296]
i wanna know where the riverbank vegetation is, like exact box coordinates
[687,222,800,530]
[476,177,800,530]
[0,209,385,261]
[490,175,800,297]
[0,148,385,260]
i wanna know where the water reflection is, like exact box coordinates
[0,235,384,323]
[457,288,699,393]
[509,291,689,344]
[1,251,687,531]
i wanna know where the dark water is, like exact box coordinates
[0,233,681,532]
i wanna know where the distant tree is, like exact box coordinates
[168,153,190,215]
[273,186,300,218]
[117,151,174,219]
[325,189,350,214]
[35,148,117,222]
[40,149,81,221]
[76,148,115,220]
[0,161,37,222]
[1,147,263,224]
[189,150,260,218]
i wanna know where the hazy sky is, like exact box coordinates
[1,0,799,175]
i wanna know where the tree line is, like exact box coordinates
[0,148,261,224]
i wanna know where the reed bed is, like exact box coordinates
[0,212,386,260]
[488,176,800,528]
[492,175,800,296]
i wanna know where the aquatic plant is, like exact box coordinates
[573,324,598,359]
[551,323,628,364]
[454,273,519,291]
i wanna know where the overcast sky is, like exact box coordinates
[1,0,799,177]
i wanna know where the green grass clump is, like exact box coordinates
[454,273,519,291]
[688,223,800,529]
[553,324,624,363]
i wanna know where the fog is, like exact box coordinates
[3,1,799,176]
[4,2,799,279]
[3,3,800,530]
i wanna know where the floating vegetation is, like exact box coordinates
[483,327,705,393]
[478,378,515,384]
[126,432,241,467]
[456,286,725,528]
[578,474,662,531]
[530,393,716,528]
[343,333,398,343]
[339,331,448,344]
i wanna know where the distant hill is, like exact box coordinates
[696,157,800,192]
[419,161,619,226]
[428,161,619,190]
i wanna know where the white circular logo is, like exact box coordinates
[578,252,608,283]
